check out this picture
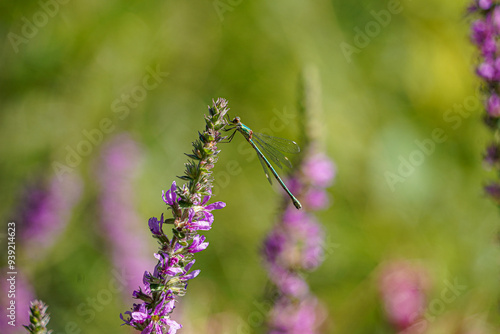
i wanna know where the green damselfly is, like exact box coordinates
[226,116,302,209]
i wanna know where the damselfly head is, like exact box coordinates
[230,116,241,125]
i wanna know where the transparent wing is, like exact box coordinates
[253,133,300,154]
[257,152,273,185]
[253,135,293,169]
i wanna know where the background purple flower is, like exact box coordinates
[95,133,156,300]
[268,297,323,334]
[378,261,429,331]
[16,173,82,255]
[4,172,82,333]
[259,69,338,333]
[469,1,500,202]
[263,150,336,333]
[302,153,336,188]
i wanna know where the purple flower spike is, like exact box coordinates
[469,3,500,202]
[263,148,335,332]
[121,99,228,333]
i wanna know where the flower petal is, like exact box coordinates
[165,319,182,334]
[148,215,163,235]
[201,190,212,206]
[184,260,196,272]
[182,269,200,281]
[204,201,226,211]
[162,182,178,205]
[165,267,184,276]
[131,310,149,322]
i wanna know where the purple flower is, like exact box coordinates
[479,0,493,10]
[304,189,330,210]
[163,181,178,206]
[482,35,497,56]
[263,230,287,264]
[302,153,336,187]
[285,176,303,195]
[301,223,325,270]
[487,94,500,116]
[470,15,497,56]
[484,144,500,166]
[282,206,310,226]
[378,261,429,331]
[187,235,209,253]
[193,189,226,222]
[179,260,201,282]
[493,6,500,30]
[268,297,322,334]
[185,208,213,231]
[149,214,164,236]
[151,256,200,285]
[471,19,489,45]
[127,293,181,334]
[477,61,495,80]
[268,265,309,298]
[154,253,181,277]
[278,207,325,271]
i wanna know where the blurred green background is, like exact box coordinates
[1,0,500,333]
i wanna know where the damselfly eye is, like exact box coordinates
[231,117,240,124]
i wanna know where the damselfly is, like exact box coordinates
[226,116,302,209]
